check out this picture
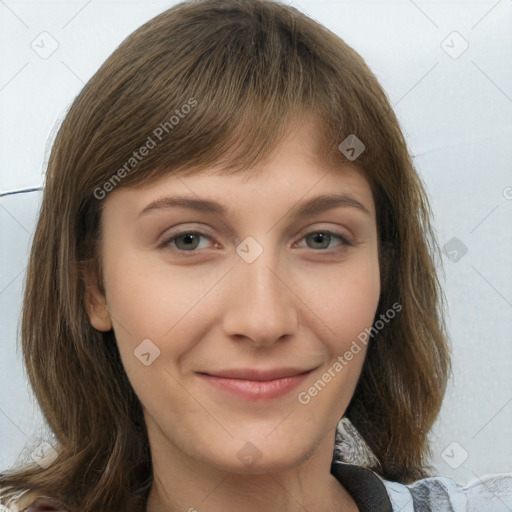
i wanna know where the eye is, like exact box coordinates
[159,228,353,254]
[160,230,214,252]
[295,230,353,251]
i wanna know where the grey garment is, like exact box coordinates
[332,460,512,512]
[382,471,512,512]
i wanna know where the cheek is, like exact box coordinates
[297,253,381,350]
[102,248,218,364]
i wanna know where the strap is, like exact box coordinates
[331,461,394,512]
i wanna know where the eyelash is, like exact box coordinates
[159,229,354,254]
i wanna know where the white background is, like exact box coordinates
[1,0,511,485]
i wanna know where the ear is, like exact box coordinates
[83,266,112,332]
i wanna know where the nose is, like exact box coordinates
[221,246,298,347]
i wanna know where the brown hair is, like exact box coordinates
[0,0,450,510]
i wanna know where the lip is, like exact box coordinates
[197,367,313,401]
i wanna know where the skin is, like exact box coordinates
[86,121,381,512]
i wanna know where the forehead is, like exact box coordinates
[102,119,376,220]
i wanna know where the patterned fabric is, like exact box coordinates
[382,471,512,512]
[334,416,382,469]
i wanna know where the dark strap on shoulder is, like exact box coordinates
[331,461,394,512]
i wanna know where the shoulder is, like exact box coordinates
[379,471,512,511]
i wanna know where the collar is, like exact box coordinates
[331,461,393,512]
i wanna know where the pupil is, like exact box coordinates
[310,233,329,248]
[178,233,198,250]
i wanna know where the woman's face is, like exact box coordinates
[87,121,381,473]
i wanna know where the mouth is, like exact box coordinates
[197,367,315,401]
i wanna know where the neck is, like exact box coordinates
[144,425,358,512]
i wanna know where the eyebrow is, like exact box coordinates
[138,193,371,219]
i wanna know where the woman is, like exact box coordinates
[1,1,510,511]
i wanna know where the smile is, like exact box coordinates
[197,368,314,401]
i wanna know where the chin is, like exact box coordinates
[214,451,309,476]
[199,434,318,476]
